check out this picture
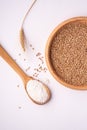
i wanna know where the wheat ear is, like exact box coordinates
[20,0,37,51]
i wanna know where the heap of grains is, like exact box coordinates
[50,21,87,86]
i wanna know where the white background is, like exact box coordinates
[0,0,87,130]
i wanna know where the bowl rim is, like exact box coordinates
[45,16,87,90]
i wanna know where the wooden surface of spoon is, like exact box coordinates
[0,44,51,105]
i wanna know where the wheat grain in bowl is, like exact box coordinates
[45,17,87,90]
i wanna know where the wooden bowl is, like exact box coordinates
[45,17,87,90]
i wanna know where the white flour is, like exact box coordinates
[26,80,49,104]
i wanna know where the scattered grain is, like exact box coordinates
[34,68,41,72]
[38,57,44,64]
[25,66,30,72]
[33,73,39,77]
[18,106,22,109]
[18,53,21,56]
[17,85,20,88]
[32,47,35,50]
[30,44,32,47]
[24,58,26,61]
[36,52,41,57]
[43,67,47,72]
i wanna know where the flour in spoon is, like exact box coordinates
[26,80,49,104]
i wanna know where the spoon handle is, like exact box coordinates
[0,44,31,84]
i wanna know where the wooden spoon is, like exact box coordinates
[0,44,51,105]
